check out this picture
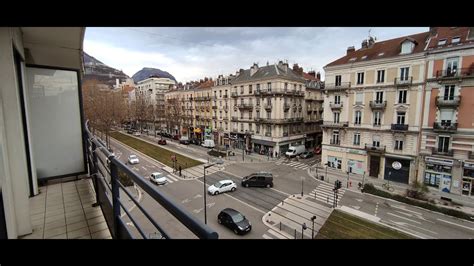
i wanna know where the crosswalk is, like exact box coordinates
[262,228,289,239]
[308,182,345,206]
[165,175,179,184]
[275,158,318,171]
[181,161,232,179]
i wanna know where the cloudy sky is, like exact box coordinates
[84,27,428,83]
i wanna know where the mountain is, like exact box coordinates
[132,67,177,83]
[83,52,130,88]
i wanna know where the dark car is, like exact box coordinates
[241,172,273,188]
[190,138,201,145]
[127,130,134,134]
[158,139,167,145]
[173,134,181,140]
[179,138,190,145]
[300,151,314,159]
[217,208,251,235]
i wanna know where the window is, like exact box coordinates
[219,111,222,118]
[438,39,447,46]
[357,72,364,84]
[354,111,362,125]
[333,112,340,123]
[401,41,415,54]
[446,57,459,76]
[267,98,271,105]
[249,111,252,120]
[398,90,407,104]
[395,140,403,150]
[397,112,406,124]
[451,37,460,44]
[355,92,363,104]
[256,98,260,106]
[299,84,302,90]
[332,131,340,144]
[225,122,228,130]
[374,111,381,126]
[377,70,385,83]
[256,124,260,134]
[334,95,341,104]
[267,111,271,119]
[375,91,383,103]
[240,86,244,94]
[444,85,455,100]
[354,133,361,145]
[240,112,244,119]
[372,135,380,147]
[256,84,260,91]
[267,82,272,92]
[440,109,454,125]
[248,123,252,132]
[225,89,228,96]
[219,90,222,97]
[335,75,342,86]
[220,100,222,106]
[249,85,253,94]
[240,123,244,132]
[438,136,450,153]
[400,67,409,81]
[256,110,260,119]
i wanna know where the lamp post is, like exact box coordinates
[301,176,305,196]
[362,171,366,187]
[311,216,316,239]
[325,163,329,183]
[203,159,224,224]
[301,223,307,239]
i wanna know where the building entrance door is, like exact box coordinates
[369,155,380,177]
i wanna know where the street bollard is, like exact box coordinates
[280,221,282,231]
[327,196,329,203]
[294,229,297,239]
[314,191,317,200]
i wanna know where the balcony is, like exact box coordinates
[231,116,238,121]
[237,103,254,110]
[223,117,228,121]
[435,68,474,79]
[297,104,303,111]
[223,105,229,111]
[364,144,386,154]
[264,104,272,110]
[212,105,217,110]
[433,122,458,133]
[329,102,343,110]
[212,116,217,120]
[324,82,351,91]
[321,121,349,128]
[369,100,387,110]
[253,90,261,96]
[391,124,408,131]
[195,115,200,120]
[223,94,228,98]
[231,92,238,98]
[469,151,474,160]
[435,96,461,108]
[283,103,291,111]
[265,132,272,137]
[394,77,413,86]
[432,147,454,157]
[330,139,340,145]
[283,132,289,137]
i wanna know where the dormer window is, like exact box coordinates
[361,55,367,60]
[451,37,460,44]
[401,40,415,54]
[349,57,356,61]
[378,52,385,56]
[438,39,447,46]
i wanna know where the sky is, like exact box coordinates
[84,27,428,83]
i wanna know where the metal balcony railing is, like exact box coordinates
[433,122,458,132]
[231,92,238,97]
[231,117,238,121]
[212,105,217,109]
[322,121,349,128]
[435,96,461,107]
[265,132,272,137]
[364,144,386,153]
[369,100,387,110]
[237,103,254,109]
[283,132,289,137]
[391,124,408,131]
[435,68,474,78]
[223,94,228,98]
[394,77,413,86]
[324,82,351,90]
[330,139,340,145]
[329,102,343,109]
[432,147,454,157]
[85,121,217,239]
[264,104,272,110]
[284,103,291,111]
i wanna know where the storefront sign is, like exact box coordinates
[392,161,402,170]
[464,162,474,169]
[425,157,453,166]
[347,149,367,155]
[440,175,452,193]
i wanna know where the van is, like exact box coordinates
[241,172,273,188]
[285,145,306,158]
[201,139,215,148]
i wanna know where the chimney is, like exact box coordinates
[368,36,375,47]
[429,27,438,36]
[308,70,316,78]
[347,46,355,55]
[280,61,288,73]
[361,39,368,49]
[204,77,208,82]
[250,63,259,76]
[292,64,303,76]
[316,72,321,81]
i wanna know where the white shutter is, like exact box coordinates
[440,109,454,120]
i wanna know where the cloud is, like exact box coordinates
[84,27,428,82]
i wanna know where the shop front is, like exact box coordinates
[193,127,203,140]
[462,162,474,197]
[423,157,453,192]
[327,156,342,170]
[252,139,275,155]
[384,156,411,184]
[204,126,213,140]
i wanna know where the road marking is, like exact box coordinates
[391,205,422,215]
[404,223,439,235]
[166,178,174,184]
[193,208,203,214]
[395,210,413,217]
[181,198,190,204]
[387,220,428,239]
[262,234,272,239]
[206,202,215,208]
[437,218,474,231]
[375,202,379,217]
[356,199,363,202]
[142,166,147,171]
[167,175,179,182]
[193,194,202,199]
[267,229,287,239]
[387,212,421,224]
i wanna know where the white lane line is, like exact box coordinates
[387,212,421,224]
[404,223,439,235]
[167,175,179,182]
[262,234,272,239]
[166,178,174,184]
[395,210,413,217]
[437,218,474,231]
[142,166,147,171]
[391,205,423,215]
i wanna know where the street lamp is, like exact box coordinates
[203,159,224,224]
[300,176,305,196]
[311,215,317,239]
[301,223,307,239]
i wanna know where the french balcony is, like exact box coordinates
[432,147,454,157]
[231,92,238,98]
[329,102,343,110]
[283,103,291,111]
[369,100,387,110]
[324,82,351,91]
[391,124,408,131]
[237,103,254,110]
[433,122,458,133]
[265,132,272,137]
[264,104,272,110]
[231,117,238,121]
[253,90,261,96]
[195,115,200,120]
[223,117,228,121]
[394,77,413,86]
[329,139,340,145]
[435,96,461,108]
[435,68,474,79]
[322,121,349,128]
[297,104,303,111]
[364,144,386,154]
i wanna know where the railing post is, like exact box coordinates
[110,161,121,239]
[91,141,100,207]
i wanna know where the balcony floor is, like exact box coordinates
[21,178,111,239]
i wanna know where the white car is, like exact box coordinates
[133,132,141,136]
[150,172,167,185]
[208,180,237,195]
[128,154,139,164]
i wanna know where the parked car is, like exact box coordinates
[133,131,141,136]
[217,208,251,235]
[285,144,306,158]
[128,154,139,164]
[173,134,181,140]
[190,138,201,145]
[179,136,190,145]
[208,180,237,195]
[300,151,314,159]
[127,130,134,134]
[201,139,215,148]
[150,172,167,185]
[241,172,273,188]
[158,139,167,145]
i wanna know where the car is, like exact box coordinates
[300,151,314,159]
[241,172,273,188]
[179,136,190,145]
[150,172,167,185]
[190,139,201,145]
[208,180,237,195]
[201,139,215,148]
[158,139,167,145]
[128,154,139,164]
[127,130,134,134]
[173,134,181,140]
[133,131,141,136]
[217,208,251,235]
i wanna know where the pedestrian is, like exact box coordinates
[179,165,182,177]
[275,151,278,158]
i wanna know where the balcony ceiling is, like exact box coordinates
[21,27,84,50]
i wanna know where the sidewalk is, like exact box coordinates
[308,165,474,212]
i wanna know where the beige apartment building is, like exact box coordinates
[322,33,428,184]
